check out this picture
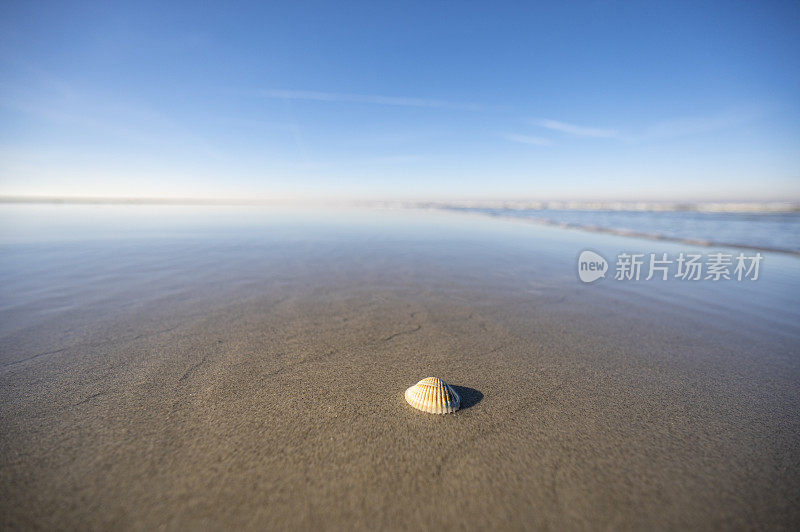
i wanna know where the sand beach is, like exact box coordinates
[1,205,799,529]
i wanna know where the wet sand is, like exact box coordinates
[1,206,799,529]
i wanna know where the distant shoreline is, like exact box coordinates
[1,196,798,213]
[0,196,293,206]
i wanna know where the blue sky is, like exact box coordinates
[1,1,798,201]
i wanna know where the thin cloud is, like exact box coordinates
[534,118,619,138]
[260,89,485,111]
[502,133,552,146]
[532,107,761,143]
[363,155,423,164]
[644,109,761,139]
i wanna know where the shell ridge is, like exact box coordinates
[404,377,460,415]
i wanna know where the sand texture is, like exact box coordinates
[2,217,799,530]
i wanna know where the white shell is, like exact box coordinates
[404,377,460,414]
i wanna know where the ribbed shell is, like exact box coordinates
[404,377,460,414]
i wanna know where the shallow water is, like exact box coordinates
[1,203,799,352]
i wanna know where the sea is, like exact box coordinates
[1,202,799,347]
[437,204,800,255]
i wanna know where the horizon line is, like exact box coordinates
[1,195,798,213]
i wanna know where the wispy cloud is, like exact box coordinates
[532,107,761,143]
[260,89,485,111]
[644,108,761,139]
[502,133,552,146]
[533,118,619,138]
[362,154,423,164]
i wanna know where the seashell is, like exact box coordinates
[405,377,460,414]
